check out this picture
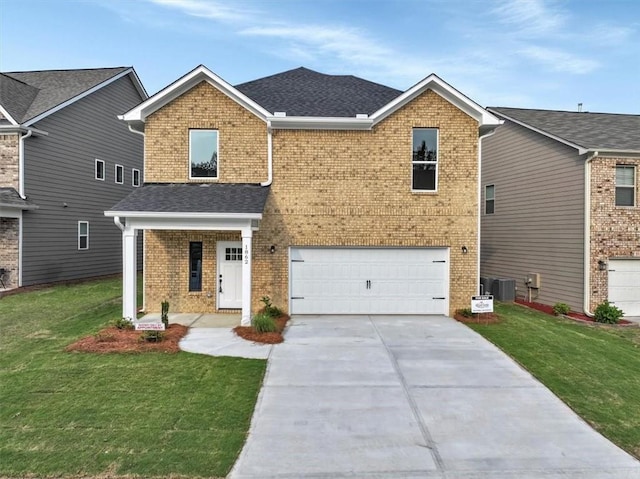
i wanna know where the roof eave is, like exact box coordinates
[269,116,373,130]
[120,65,272,124]
[105,211,263,220]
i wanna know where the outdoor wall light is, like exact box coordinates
[269,245,276,254]
[598,260,607,271]
[461,246,468,254]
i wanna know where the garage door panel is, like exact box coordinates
[290,248,449,315]
[608,259,640,317]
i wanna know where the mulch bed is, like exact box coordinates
[233,314,290,344]
[66,324,189,354]
[515,298,635,326]
[454,312,500,324]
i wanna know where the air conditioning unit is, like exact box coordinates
[492,279,516,302]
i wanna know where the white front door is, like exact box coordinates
[217,241,243,309]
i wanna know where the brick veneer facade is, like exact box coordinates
[589,156,640,310]
[143,81,479,314]
[1,134,20,289]
[0,134,19,188]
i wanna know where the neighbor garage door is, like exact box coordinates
[608,259,640,316]
[289,247,449,315]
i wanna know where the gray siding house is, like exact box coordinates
[0,67,146,289]
[481,107,640,316]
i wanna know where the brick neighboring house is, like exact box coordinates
[481,107,640,316]
[108,65,501,323]
[0,68,146,290]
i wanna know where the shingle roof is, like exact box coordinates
[0,67,129,124]
[235,67,402,117]
[0,188,38,209]
[109,184,270,214]
[490,107,640,152]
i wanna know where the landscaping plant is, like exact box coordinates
[252,311,278,333]
[112,317,134,330]
[260,295,282,318]
[594,300,624,324]
[161,300,170,328]
[552,303,571,316]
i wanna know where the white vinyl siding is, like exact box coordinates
[78,221,89,250]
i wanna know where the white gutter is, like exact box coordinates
[127,124,145,137]
[261,121,273,186]
[477,126,500,293]
[113,216,125,231]
[583,150,599,317]
[18,130,33,198]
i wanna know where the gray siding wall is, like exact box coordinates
[21,75,144,285]
[481,121,585,311]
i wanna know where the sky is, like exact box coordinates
[1,0,639,114]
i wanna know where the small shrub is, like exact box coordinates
[552,303,571,316]
[252,312,277,333]
[140,330,165,342]
[161,300,170,328]
[594,300,624,324]
[113,317,134,330]
[260,295,282,318]
[457,308,474,318]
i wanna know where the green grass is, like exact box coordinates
[467,302,640,459]
[0,277,266,478]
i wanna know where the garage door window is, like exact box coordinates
[412,128,438,192]
[616,165,635,207]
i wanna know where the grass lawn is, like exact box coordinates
[467,302,640,459]
[0,277,266,478]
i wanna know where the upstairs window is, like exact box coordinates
[412,128,438,191]
[190,129,218,179]
[616,165,635,207]
[132,168,141,187]
[115,164,124,184]
[95,159,105,180]
[78,221,89,250]
[485,185,495,214]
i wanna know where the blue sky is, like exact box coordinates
[1,0,638,113]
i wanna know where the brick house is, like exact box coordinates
[481,107,640,316]
[108,65,501,323]
[0,68,146,290]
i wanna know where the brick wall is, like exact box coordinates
[0,134,19,189]
[0,218,19,289]
[143,86,480,314]
[590,156,640,309]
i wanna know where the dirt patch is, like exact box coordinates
[233,314,290,344]
[454,312,500,324]
[66,324,189,354]
[515,299,635,326]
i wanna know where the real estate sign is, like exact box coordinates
[471,295,494,313]
[134,322,166,331]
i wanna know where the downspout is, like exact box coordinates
[18,129,33,199]
[477,128,499,293]
[113,216,125,231]
[583,151,598,317]
[260,121,273,187]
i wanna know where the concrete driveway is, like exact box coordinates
[229,315,640,479]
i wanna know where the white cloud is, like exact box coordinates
[492,0,567,36]
[519,46,599,74]
[146,0,256,23]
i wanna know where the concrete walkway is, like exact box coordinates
[229,315,640,479]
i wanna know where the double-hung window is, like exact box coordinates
[132,168,141,187]
[615,165,635,207]
[190,129,218,179]
[412,128,438,191]
[95,159,105,180]
[485,185,495,214]
[78,221,89,250]
[115,164,124,184]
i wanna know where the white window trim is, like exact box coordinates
[95,159,105,181]
[485,184,495,214]
[115,164,124,184]
[411,128,439,193]
[189,129,220,181]
[615,165,636,207]
[78,221,89,250]
[132,168,141,187]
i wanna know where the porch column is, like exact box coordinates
[122,226,138,321]
[241,229,253,326]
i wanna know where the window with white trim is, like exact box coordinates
[412,128,438,191]
[615,165,635,207]
[95,159,105,180]
[132,168,140,187]
[78,221,89,250]
[189,129,218,179]
[485,185,495,214]
[115,164,124,184]
[189,242,203,292]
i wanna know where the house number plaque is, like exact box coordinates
[244,244,249,265]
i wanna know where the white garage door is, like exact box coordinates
[608,259,640,316]
[289,247,449,315]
